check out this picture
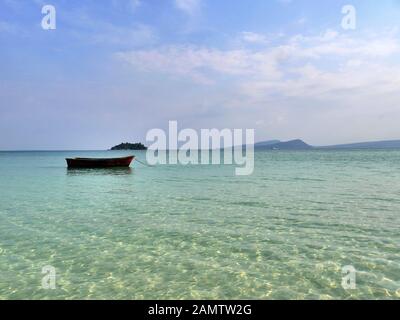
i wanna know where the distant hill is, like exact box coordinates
[319,140,400,149]
[255,139,313,150]
[111,142,147,150]
[254,139,400,150]
[254,140,281,147]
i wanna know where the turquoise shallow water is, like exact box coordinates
[0,150,399,299]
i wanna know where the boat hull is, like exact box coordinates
[66,156,135,168]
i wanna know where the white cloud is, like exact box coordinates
[174,0,201,15]
[239,32,269,45]
[110,0,141,12]
[0,21,13,33]
[117,30,400,84]
[63,9,157,47]
[290,31,400,58]
[129,0,141,10]
[114,29,400,143]
[2,0,22,10]
[90,23,156,46]
[345,59,363,68]
[296,17,307,25]
[116,45,283,84]
[277,0,292,4]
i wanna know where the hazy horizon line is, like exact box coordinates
[2,137,400,152]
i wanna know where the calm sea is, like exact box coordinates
[0,150,399,299]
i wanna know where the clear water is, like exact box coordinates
[0,150,399,300]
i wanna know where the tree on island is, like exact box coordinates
[111,142,147,150]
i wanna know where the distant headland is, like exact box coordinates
[255,139,312,150]
[111,142,147,150]
[254,139,400,150]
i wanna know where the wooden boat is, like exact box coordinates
[66,156,135,168]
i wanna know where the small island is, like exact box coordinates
[111,142,147,150]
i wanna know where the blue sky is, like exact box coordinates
[1,0,400,149]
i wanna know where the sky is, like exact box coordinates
[1,0,400,149]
